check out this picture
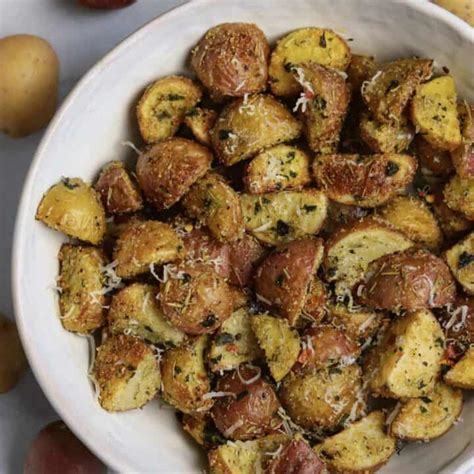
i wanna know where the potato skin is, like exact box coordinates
[445,232,474,295]
[136,137,212,210]
[211,365,282,440]
[444,174,474,221]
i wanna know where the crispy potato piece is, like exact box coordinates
[301,277,327,324]
[323,217,413,294]
[36,178,106,244]
[183,172,243,242]
[389,382,463,441]
[365,310,444,398]
[269,28,351,97]
[241,190,328,245]
[444,174,474,221]
[108,283,186,346]
[136,137,212,210]
[57,244,106,334]
[92,334,161,412]
[445,232,474,295]
[211,94,302,166]
[254,238,324,326]
[184,107,217,146]
[361,58,433,124]
[244,145,311,194]
[113,220,183,278]
[136,75,202,143]
[347,54,376,94]
[315,411,396,473]
[250,314,300,382]
[444,347,474,389]
[451,103,474,178]
[313,153,417,207]
[411,75,462,151]
[415,136,454,176]
[191,23,269,97]
[378,195,443,250]
[181,413,208,446]
[94,161,143,214]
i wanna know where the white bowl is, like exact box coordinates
[13,0,474,472]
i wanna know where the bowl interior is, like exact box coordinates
[13,0,474,472]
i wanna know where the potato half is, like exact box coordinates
[444,347,474,389]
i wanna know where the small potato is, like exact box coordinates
[451,102,474,178]
[211,364,282,440]
[159,262,234,335]
[184,107,217,146]
[36,178,106,245]
[137,75,202,143]
[254,238,324,326]
[411,75,462,151]
[57,244,106,334]
[183,172,243,242]
[113,220,183,278]
[92,334,161,411]
[445,232,474,295]
[94,161,142,214]
[414,135,454,176]
[160,335,213,414]
[346,54,376,94]
[444,347,474,389]
[244,145,311,194]
[269,28,351,97]
[301,277,327,324]
[136,137,212,210]
[211,94,302,166]
[191,23,269,97]
[443,174,474,220]
[0,35,58,138]
[313,153,417,208]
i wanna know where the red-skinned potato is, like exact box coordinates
[24,421,106,474]
[78,0,135,8]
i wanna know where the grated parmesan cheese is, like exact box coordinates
[121,140,142,155]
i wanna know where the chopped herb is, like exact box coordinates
[420,406,428,414]
[185,107,199,117]
[420,397,432,403]
[275,274,285,287]
[417,380,427,389]
[386,79,399,92]
[434,337,444,348]
[215,332,235,345]
[284,62,296,72]
[302,204,317,213]
[156,110,171,120]
[218,129,232,140]
[182,273,191,283]
[254,201,262,213]
[203,424,226,445]
[262,197,270,204]
[313,96,327,110]
[319,32,327,48]
[202,313,217,328]
[174,366,182,375]
[236,390,249,401]
[386,161,399,176]
[458,252,474,269]
[203,197,213,209]
[276,220,290,236]
[287,151,296,162]
[328,366,342,375]
[61,177,79,190]
[166,93,184,101]
[210,355,223,364]
[289,171,298,178]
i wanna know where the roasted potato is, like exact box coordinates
[113,220,183,279]
[241,190,328,245]
[254,238,324,326]
[160,335,213,414]
[108,283,186,346]
[211,364,282,440]
[136,137,212,210]
[451,102,474,178]
[211,94,302,166]
[445,232,474,295]
[92,334,161,411]
[57,244,106,334]
[415,136,454,176]
[184,107,217,146]
[137,75,202,143]
[244,145,311,194]
[301,277,327,324]
[36,178,106,245]
[346,54,376,94]
[361,58,433,124]
[365,309,445,398]
[443,174,474,221]
[250,314,300,382]
[191,23,269,97]
[315,411,396,473]
[94,161,143,214]
[444,347,474,389]
[411,75,462,151]
[183,172,243,242]
[313,153,417,207]
[269,28,351,97]
[357,248,456,310]
[389,382,463,441]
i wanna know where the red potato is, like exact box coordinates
[78,0,135,8]
[24,421,106,474]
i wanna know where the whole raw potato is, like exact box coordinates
[0,35,59,138]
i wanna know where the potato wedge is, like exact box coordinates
[444,347,474,389]
[269,28,351,97]
[444,174,474,221]
[445,232,474,295]
[415,136,454,176]
[241,190,328,245]
[347,54,376,94]
[211,94,302,166]
[227,234,266,287]
[36,178,106,245]
[313,153,417,207]
[184,107,217,146]
[137,75,202,143]
[411,75,462,151]
[451,103,474,178]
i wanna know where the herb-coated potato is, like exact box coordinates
[36,178,106,245]
[451,103,474,178]
[241,190,328,245]
[444,347,474,389]
[160,335,213,414]
[92,334,161,411]
[211,364,282,440]
[346,54,376,94]
[211,94,302,166]
[445,232,474,295]
[184,107,217,146]
[113,220,183,278]
[57,244,106,334]
[301,277,327,324]
[444,174,474,221]
[191,23,269,97]
[269,28,351,97]
[313,153,417,208]
[136,137,212,210]
[137,75,202,143]
[415,136,454,176]
[244,145,311,194]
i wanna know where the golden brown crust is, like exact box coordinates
[445,231,474,295]
[444,174,474,221]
